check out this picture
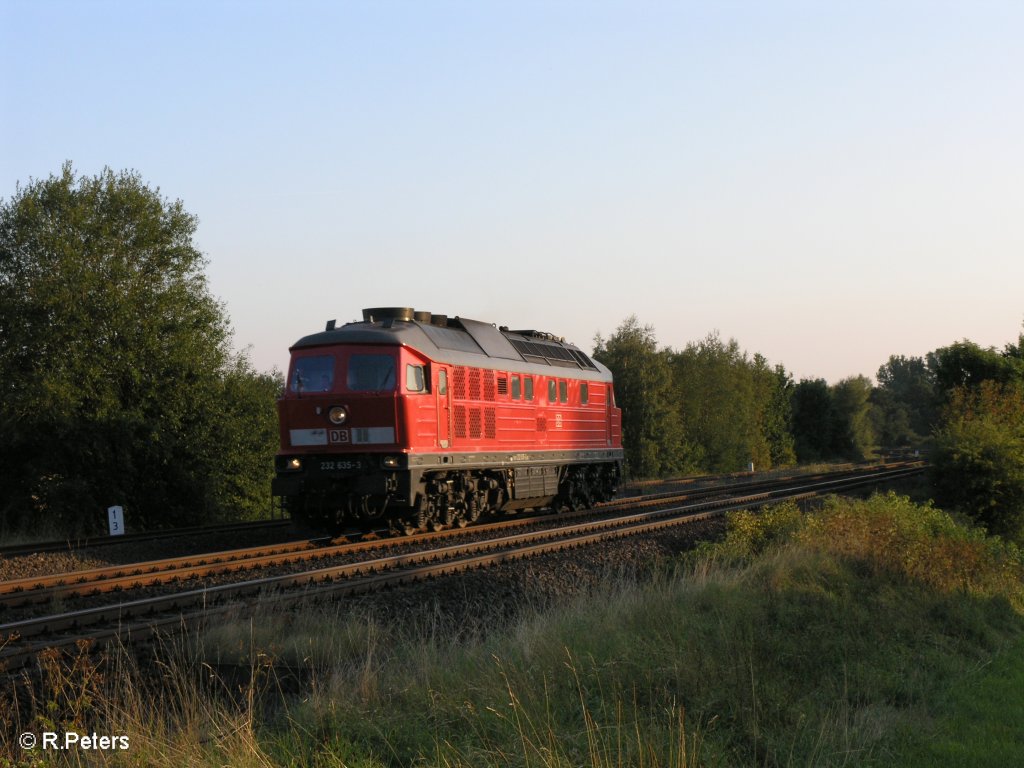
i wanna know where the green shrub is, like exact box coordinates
[932,381,1024,544]
[799,493,1024,609]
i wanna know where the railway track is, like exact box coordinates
[0,462,923,672]
[0,461,893,560]
[0,462,915,611]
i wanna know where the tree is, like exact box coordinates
[873,355,937,445]
[0,164,278,534]
[1003,325,1024,363]
[829,375,876,460]
[671,333,755,472]
[931,381,1024,543]
[593,317,696,478]
[790,379,834,462]
[669,335,794,472]
[757,360,796,466]
[927,340,1022,395]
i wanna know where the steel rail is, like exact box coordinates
[600,461,919,508]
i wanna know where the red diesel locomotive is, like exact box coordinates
[272,307,623,534]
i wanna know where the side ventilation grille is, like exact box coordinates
[453,368,467,400]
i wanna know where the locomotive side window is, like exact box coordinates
[348,354,396,391]
[406,364,426,392]
[548,380,557,403]
[525,377,534,401]
[438,370,448,395]
[511,375,521,400]
[559,380,568,403]
[290,355,334,393]
[581,382,589,405]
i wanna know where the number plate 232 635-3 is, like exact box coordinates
[319,460,363,472]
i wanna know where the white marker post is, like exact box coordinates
[107,505,125,536]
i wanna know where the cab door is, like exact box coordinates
[436,367,452,448]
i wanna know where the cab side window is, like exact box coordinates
[559,380,567,403]
[406,364,426,392]
[512,375,521,400]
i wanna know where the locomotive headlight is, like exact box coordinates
[288,457,303,471]
[328,405,348,425]
[382,456,399,468]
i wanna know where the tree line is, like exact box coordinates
[594,316,1024,542]
[592,317,874,477]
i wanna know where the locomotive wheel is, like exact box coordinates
[553,495,573,513]
[579,468,599,509]
[576,479,593,510]
[557,468,593,512]
[563,485,581,511]
[403,495,430,536]
[459,497,481,527]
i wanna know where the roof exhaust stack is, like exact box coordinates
[363,307,415,323]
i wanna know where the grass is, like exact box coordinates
[0,519,68,547]
[893,638,1024,767]
[3,492,1023,767]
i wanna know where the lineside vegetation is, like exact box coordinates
[4,492,1022,766]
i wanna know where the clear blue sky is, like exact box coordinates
[3,1,1022,382]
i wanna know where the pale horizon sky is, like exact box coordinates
[3,1,1022,383]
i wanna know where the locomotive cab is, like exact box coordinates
[273,343,430,530]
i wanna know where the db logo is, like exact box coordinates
[329,429,350,444]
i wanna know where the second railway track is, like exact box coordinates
[0,518,292,559]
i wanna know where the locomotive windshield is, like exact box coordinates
[290,355,334,393]
[347,354,396,391]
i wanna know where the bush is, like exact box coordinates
[931,381,1024,544]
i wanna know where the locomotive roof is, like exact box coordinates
[291,314,614,382]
